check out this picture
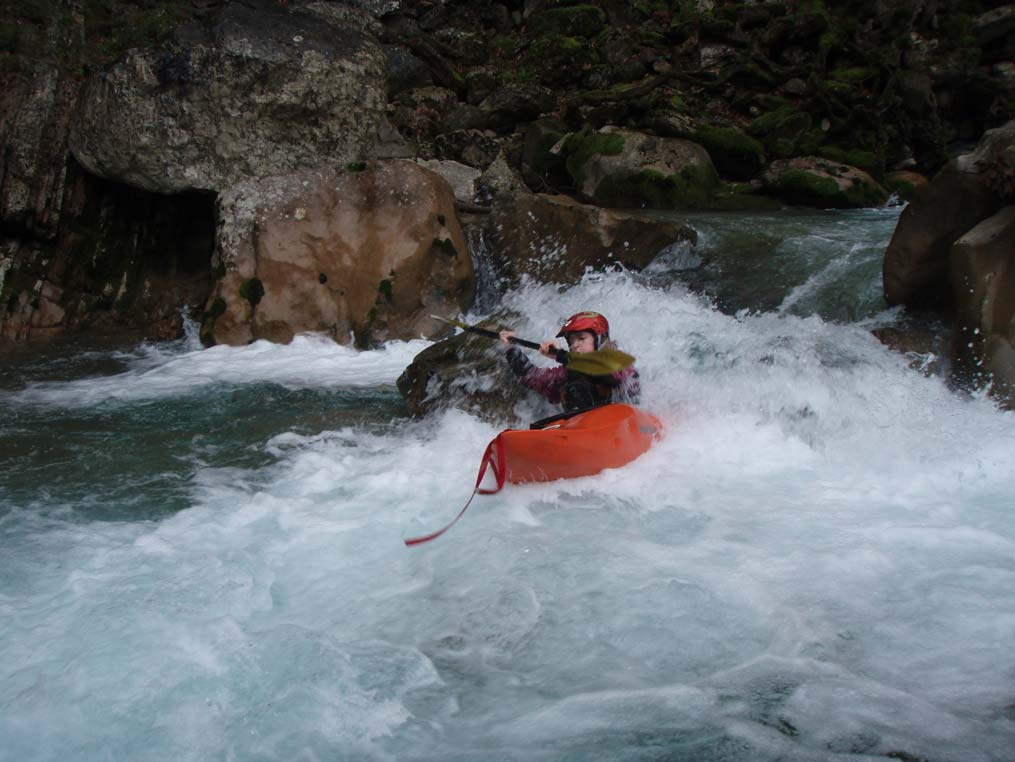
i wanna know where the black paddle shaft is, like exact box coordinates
[461,324,569,364]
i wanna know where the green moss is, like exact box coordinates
[771,169,886,208]
[239,277,264,307]
[345,161,367,173]
[378,279,393,303]
[318,272,328,284]
[773,169,840,202]
[885,177,917,201]
[209,297,226,318]
[437,214,446,226]
[433,238,458,257]
[525,34,595,83]
[831,66,873,84]
[593,164,719,210]
[692,126,766,180]
[564,128,626,187]
[817,146,880,177]
[748,107,814,159]
[530,5,606,38]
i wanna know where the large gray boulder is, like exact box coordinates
[202,161,474,347]
[69,0,405,194]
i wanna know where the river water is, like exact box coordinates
[2,208,1013,762]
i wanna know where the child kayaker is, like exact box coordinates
[499,311,640,412]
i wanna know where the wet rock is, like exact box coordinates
[396,318,526,420]
[761,157,889,209]
[69,0,399,193]
[203,161,474,347]
[950,205,1015,406]
[484,191,697,284]
[564,127,720,210]
[884,120,1014,308]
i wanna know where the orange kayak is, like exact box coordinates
[405,404,663,546]
[493,403,663,484]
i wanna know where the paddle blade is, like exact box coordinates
[565,348,636,375]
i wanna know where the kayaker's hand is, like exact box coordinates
[499,330,516,347]
[539,340,561,358]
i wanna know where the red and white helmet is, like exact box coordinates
[556,311,610,348]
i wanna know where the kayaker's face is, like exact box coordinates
[565,330,596,354]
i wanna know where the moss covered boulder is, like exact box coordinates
[747,106,820,160]
[761,157,889,209]
[564,127,721,210]
[692,125,767,180]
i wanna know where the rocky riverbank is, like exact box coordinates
[1,0,1013,402]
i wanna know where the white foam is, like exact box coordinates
[3,263,1015,760]
[8,334,431,407]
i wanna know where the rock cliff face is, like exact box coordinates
[69,0,403,194]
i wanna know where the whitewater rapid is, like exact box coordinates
[2,270,1014,761]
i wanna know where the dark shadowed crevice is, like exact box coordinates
[1,157,217,340]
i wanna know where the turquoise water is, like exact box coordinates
[2,208,1014,762]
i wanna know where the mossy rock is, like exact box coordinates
[522,120,570,189]
[692,126,766,180]
[592,165,720,210]
[765,163,889,209]
[525,34,596,86]
[530,4,607,38]
[747,106,813,159]
[563,128,626,189]
[817,146,882,179]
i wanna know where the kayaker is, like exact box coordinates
[499,311,640,412]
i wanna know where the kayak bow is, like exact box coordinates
[404,404,662,545]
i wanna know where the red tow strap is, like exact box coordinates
[404,436,506,546]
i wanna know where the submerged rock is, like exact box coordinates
[202,161,474,347]
[396,317,527,420]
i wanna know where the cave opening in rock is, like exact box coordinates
[14,157,219,340]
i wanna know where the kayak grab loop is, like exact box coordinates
[403,404,662,547]
[403,437,505,546]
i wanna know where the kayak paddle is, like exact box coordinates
[430,315,635,375]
